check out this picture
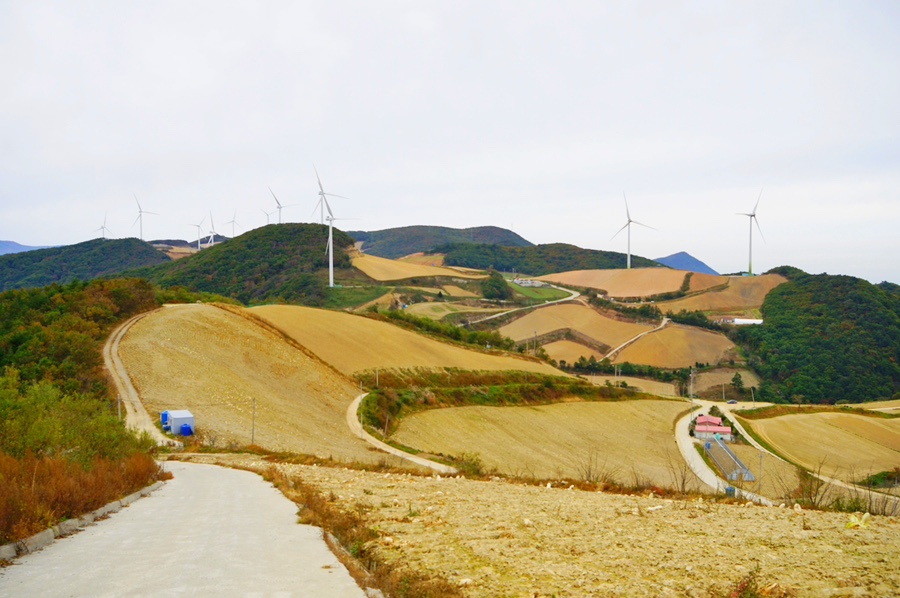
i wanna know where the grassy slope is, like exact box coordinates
[349,225,533,258]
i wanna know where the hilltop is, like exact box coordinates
[0,238,170,291]
[437,242,661,276]
[655,251,719,275]
[133,223,356,305]
[348,225,532,258]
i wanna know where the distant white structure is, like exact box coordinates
[513,278,546,288]
[717,317,764,326]
[165,410,195,436]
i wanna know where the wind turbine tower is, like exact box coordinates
[206,212,218,247]
[268,187,297,224]
[738,190,764,275]
[133,195,158,241]
[189,217,206,250]
[611,193,655,269]
[95,213,112,239]
[226,210,239,238]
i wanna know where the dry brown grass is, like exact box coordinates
[588,375,678,397]
[441,284,478,298]
[392,400,695,487]
[658,274,787,313]
[252,304,562,377]
[613,324,736,368]
[404,302,503,321]
[397,252,446,266]
[499,303,653,347]
[537,268,703,297]
[745,412,900,480]
[542,339,605,363]
[0,452,164,544]
[118,304,386,463]
[352,254,485,282]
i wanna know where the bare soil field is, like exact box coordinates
[499,303,653,348]
[542,339,604,363]
[657,274,787,313]
[695,368,762,393]
[613,324,737,368]
[251,305,562,377]
[536,268,694,298]
[397,252,446,266]
[392,400,695,487]
[405,302,504,321]
[442,284,478,298]
[352,254,485,282]
[207,456,900,597]
[590,375,678,397]
[744,413,900,480]
[116,304,385,463]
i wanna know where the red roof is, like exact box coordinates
[697,415,723,426]
[695,425,732,434]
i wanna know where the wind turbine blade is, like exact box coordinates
[268,186,282,207]
[754,216,765,242]
[134,194,142,210]
[623,193,631,221]
[132,214,141,226]
[324,196,333,219]
[314,165,324,194]
[753,188,763,215]
[311,198,323,218]
[631,220,657,231]
[610,221,629,241]
[323,192,350,200]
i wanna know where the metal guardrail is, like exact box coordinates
[705,437,755,482]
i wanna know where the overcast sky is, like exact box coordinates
[1,1,898,283]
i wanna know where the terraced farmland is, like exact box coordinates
[658,274,786,313]
[613,324,736,368]
[742,412,900,480]
[499,303,653,348]
[252,304,561,377]
[536,268,720,298]
[116,304,379,462]
[352,253,485,281]
[392,400,695,487]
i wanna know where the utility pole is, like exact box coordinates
[251,398,256,445]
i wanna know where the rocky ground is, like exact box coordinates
[175,454,900,597]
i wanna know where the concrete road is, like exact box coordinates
[0,462,365,597]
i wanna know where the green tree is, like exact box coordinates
[481,270,512,300]
[731,372,744,393]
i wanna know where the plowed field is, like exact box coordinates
[499,303,653,348]
[743,413,900,480]
[405,302,503,321]
[613,324,736,368]
[397,252,445,266]
[658,274,787,313]
[251,305,562,377]
[694,368,761,392]
[441,284,478,298]
[116,304,381,462]
[392,400,695,487]
[536,268,721,298]
[352,254,485,281]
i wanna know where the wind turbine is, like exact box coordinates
[610,193,655,269]
[226,210,240,238]
[188,216,206,250]
[312,166,349,225]
[737,189,765,275]
[95,213,112,239]
[133,195,158,241]
[323,203,357,288]
[267,187,297,224]
[206,212,218,247]
[260,208,275,225]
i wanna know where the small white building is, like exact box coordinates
[167,410,195,436]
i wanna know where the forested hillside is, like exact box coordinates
[438,242,661,276]
[349,225,532,258]
[0,279,169,543]
[0,238,170,291]
[739,272,900,404]
[134,223,355,305]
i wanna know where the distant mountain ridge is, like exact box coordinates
[0,238,170,291]
[0,240,51,255]
[348,225,533,259]
[654,251,718,275]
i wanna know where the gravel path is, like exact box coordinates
[0,462,365,597]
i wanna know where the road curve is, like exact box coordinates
[347,394,458,474]
[103,310,178,447]
[0,462,365,597]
